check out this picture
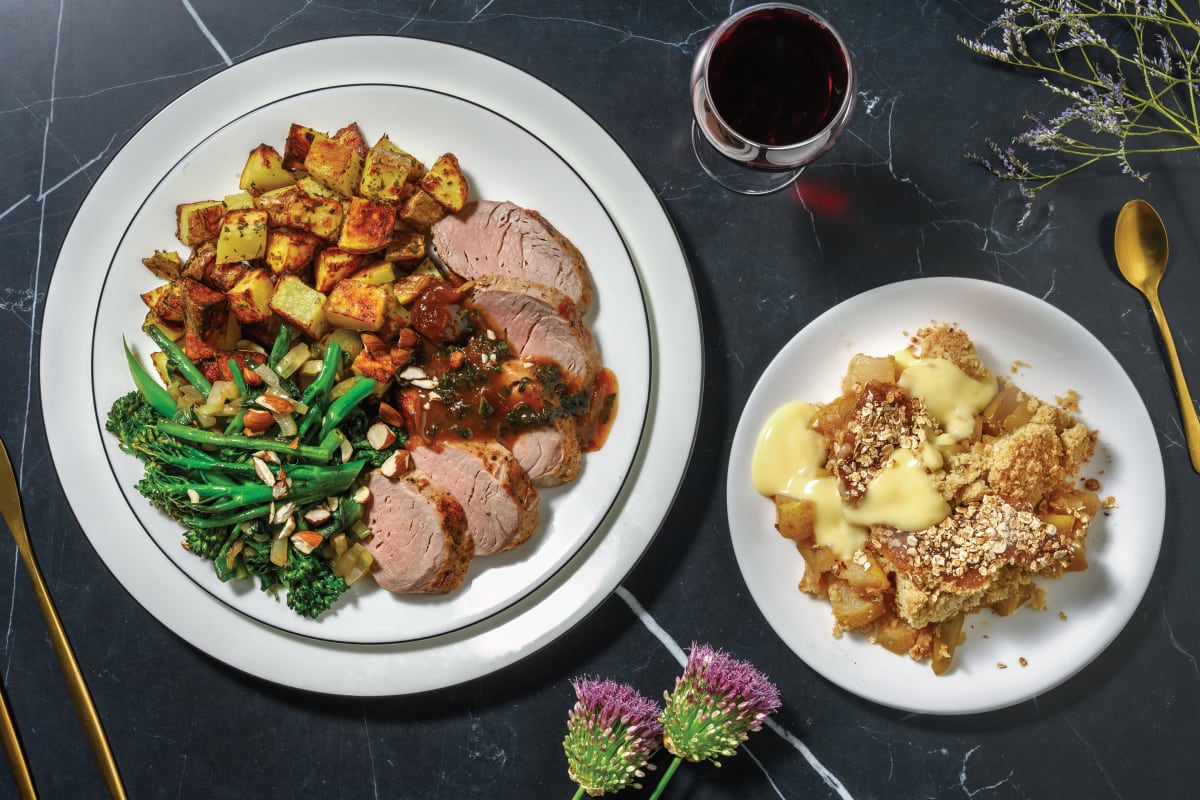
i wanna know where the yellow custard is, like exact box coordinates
[897,356,997,442]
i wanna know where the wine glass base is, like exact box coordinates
[691,122,803,196]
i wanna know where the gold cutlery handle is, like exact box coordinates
[1147,291,1200,473]
[0,682,37,799]
[0,439,126,799]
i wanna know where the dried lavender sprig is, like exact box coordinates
[648,644,781,800]
[563,677,662,798]
[960,0,1200,225]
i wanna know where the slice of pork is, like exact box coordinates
[431,200,594,314]
[410,440,539,555]
[510,416,582,487]
[468,275,600,394]
[362,469,473,594]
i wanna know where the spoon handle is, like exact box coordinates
[1146,292,1200,473]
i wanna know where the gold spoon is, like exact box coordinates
[0,437,127,798]
[1114,199,1200,473]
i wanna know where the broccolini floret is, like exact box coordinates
[279,546,349,619]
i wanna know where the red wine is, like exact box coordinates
[707,8,850,146]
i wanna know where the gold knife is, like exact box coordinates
[0,437,127,799]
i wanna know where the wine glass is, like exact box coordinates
[690,3,856,195]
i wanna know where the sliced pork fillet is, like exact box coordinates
[410,440,539,555]
[510,416,582,487]
[468,275,601,394]
[431,200,594,314]
[362,469,473,594]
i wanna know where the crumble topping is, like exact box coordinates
[832,382,936,503]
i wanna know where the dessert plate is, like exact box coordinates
[42,37,701,694]
[726,277,1165,715]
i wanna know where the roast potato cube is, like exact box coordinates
[283,123,320,170]
[214,310,242,350]
[396,188,445,231]
[141,250,182,280]
[269,274,328,339]
[350,260,395,286]
[351,341,400,382]
[255,185,302,227]
[295,175,340,199]
[203,259,248,293]
[176,200,224,246]
[359,135,423,204]
[338,197,397,254]
[141,282,184,324]
[325,279,387,332]
[334,122,368,157]
[313,247,365,293]
[384,230,426,267]
[216,209,269,264]
[418,153,469,212]
[304,134,364,197]
[181,241,216,281]
[181,278,230,345]
[223,192,254,212]
[264,228,321,275]
[239,143,294,193]
[281,191,344,241]
[226,267,275,325]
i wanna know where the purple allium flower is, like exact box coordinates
[563,677,662,796]
[659,643,781,766]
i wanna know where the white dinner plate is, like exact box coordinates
[42,37,702,694]
[727,277,1165,715]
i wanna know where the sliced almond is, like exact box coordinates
[380,448,409,478]
[410,378,436,390]
[378,401,405,427]
[303,507,332,526]
[187,488,201,505]
[252,456,276,487]
[242,408,274,432]
[353,485,372,503]
[290,531,324,555]
[339,437,354,464]
[366,422,397,450]
[398,365,427,381]
[257,394,296,415]
[275,514,297,540]
[271,500,296,526]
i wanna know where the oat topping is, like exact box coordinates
[833,382,936,503]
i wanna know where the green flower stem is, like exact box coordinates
[570,787,586,800]
[646,756,683,800]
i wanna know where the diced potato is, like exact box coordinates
[338,197,397,254]
[774,495,816,544]
[180,278,230,345]
[303,134,365,197]
[351,341,400,382]
[359,135,424,204]
[141,250,182,280]
[140,283,171,316]
[264,228,321,275]
[269,274,328,339]
[203,259,248,293]
[396,188,446,231]
[280,191,344,241]
[214,311,242,350]
[176,200,225,246]
[419,153,469,212]
[384,230,426,267]
[324,279,388,332]
[226,267,275,325]
[393,273,434,305]
[313,247,365,293]
[215,209,269,264]
[295,175,340,199]
[255,185,302,227]
[282,123,320,170]
[150,349,172,383]
[828,581,887,631]
[238,143,294,193]
[350,260,395,286]
[222,191,255,211]
[144,312,182,343]
[841,354,896,392]
[334,122,368,157]
[181,241,215,281]
[322,327,365,360]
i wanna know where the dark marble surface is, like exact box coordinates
[2,1,1197,798]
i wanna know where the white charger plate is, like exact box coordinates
[42,37,701,694]
[726,278,1165,714]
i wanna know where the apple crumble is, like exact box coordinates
[752,324,1100,674]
